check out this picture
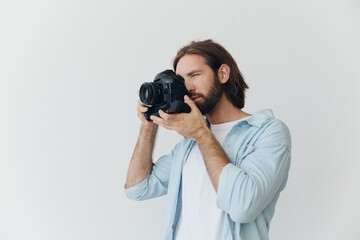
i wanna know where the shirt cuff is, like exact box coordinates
[216,163,243,211]
[124,177,148,200]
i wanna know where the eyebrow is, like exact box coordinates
[185,70,202,77]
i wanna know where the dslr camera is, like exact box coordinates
[139,69,191,121]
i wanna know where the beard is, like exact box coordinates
[190,75,223,115]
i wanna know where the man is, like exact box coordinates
[125,39,291,240]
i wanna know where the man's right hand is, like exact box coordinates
[137,100,159,130]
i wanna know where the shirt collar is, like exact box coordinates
[244,109,274,127]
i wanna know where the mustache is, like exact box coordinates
[188,92,204,98]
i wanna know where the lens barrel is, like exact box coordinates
[139,82,161,105]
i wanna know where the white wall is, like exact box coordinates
[1,0,359,239]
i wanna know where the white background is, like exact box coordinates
[1,0,359,239]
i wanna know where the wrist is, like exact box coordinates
[193,127,212,143]
[140,122,158,133]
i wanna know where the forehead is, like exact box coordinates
[175,54,209,75]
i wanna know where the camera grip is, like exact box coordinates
[166,100,191,114]
[144,100,191,122]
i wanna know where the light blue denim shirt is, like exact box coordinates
[125,109,291,240]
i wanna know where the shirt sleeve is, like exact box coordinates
[124,148,175,201]
[216,120,291,223]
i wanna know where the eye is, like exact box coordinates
[191,73,200,78]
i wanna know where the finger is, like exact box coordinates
[158,109,171,121]
[184,95,196,108]
[155,110,178,128]
[138,99,154,111]
[184,95,200,113]
[137,102,149,113]
[150,114,160,122]
[150,114,165,126]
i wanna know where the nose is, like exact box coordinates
[184,77,195,93]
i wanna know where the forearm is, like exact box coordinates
[196,129,230,192]
[125,124,158,189]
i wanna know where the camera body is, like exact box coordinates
[139,69,191,121]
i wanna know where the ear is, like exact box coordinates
[217,64,230,84]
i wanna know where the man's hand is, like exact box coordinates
[150,95,210,140]
[137,100,159,130]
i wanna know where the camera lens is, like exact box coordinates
[139,82,161,105]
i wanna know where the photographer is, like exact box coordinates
[125,39,291,240]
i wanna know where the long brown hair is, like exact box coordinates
[173,39,249,109]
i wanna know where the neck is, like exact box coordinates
[205,95,250,124]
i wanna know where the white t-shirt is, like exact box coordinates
[175,118,246,240]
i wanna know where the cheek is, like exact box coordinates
[203,77,217,91]
[185,74,214,92]
[195,76,210,89]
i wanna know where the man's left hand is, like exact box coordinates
[150,95,210,141]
